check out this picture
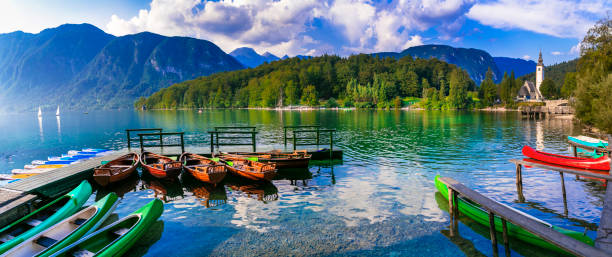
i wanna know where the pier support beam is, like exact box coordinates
[515,164,525,202]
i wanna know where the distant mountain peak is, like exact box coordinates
[230,47,280,68]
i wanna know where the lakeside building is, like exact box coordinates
[517,51,545,101]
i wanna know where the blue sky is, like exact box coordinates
[1,0,608,64]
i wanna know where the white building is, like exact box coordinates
[517,51,544,101]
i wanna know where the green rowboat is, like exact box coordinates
[434,175,593,254]
[0,181,92,255]
[49,198,163,257]
[4,192,119,257]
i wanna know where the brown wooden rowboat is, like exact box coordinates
[179,152,227,185]
[220,150,311,169]
[140,151,182,179]
[93,153,139,186]
[218,156,276,181]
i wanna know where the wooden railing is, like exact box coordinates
[439,176,609,257]
[126,128,162,150]
[137,132,185,153]
[208,126,257,153]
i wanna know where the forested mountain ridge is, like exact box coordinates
[372,44,501,84]
[0,23,244,111]
[493,57,536,77]
[520,59,578,86]
[135,54,476,109]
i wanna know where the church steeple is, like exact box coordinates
[537,50,543,66]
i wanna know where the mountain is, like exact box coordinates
[0,23,244,111]
[520,59,578,86]
[493,57,536,77]
[229,47,279,68]
[372,44,501,84]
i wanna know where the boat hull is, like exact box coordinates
[522,145,610,170]
[93,153,139,186]
[180,153,227,184]
[434,175,593,253]
[0,181,92,254]
[140,152,182,179]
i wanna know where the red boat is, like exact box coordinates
[140,152,182,179]
[522,145,610,171]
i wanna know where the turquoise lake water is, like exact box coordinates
[0,110,603,256]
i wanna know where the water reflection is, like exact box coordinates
[225,177,279,202]
[125,220,165,257]
[56,115,61,140]
[181,172,227,208]
[95,172,140,199]
[141,173,184,203]
[37,116,43,142]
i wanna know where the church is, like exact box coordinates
[517,51,545,101]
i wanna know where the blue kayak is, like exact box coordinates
[45,160,76,165]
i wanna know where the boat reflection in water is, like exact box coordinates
[94,171,140,200]
[225,176,278,203]
[141,172,184,203]
[181,172,228,208]
[434,192,557,257]
[274,168,313,186]
[122,220,165,257]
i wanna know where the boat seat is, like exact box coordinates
[113,228,130,236]
[72,248,96,257]
[73,218,88,226]
[0,234,15,243]
[26,219,43,227]
[35,235,58,248]
[110,165,132,168]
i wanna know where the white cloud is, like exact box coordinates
[522,55,531,60]
[467,0,608,39]
[570,42,582,55]
[551,51,562,55]
[106,0,478,56]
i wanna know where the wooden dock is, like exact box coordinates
[440,177,609,256]
[0,151,126,227]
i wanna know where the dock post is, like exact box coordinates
[502,219,510,256]
[293,131,297,151]
[330,131,334,159]
[127,131,131,150]
[139,135,144,153]
[180,133,185,154]
[448,188,457,237]
[210,133,214,154]
[515,164,524,202]
[284,127,287,147]
[489,211,499,256]
[316,127,320,149]
[560,172,568,217]
[572,145,578,157]
[252,132,256,152]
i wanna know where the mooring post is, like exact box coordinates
[572,145,578,157]
[329,130,334,159]
[489,211,499,256]
[139,135,144,153]
[448,187,457,237]
[515,164,524,202]
[284,127,287,147]
[210,132,214,154]
[293,130,297,151]
[252,131,256,152]
[316,127,320,149]
[502,219,510,256]
[560,172,568,217]
[126,130,131,150]
[180,133,185,154]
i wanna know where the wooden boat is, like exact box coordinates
[4,193,119,257]
[435,175,593,253]
[216,156,276,181]
[179,153,227,185]
[0,181,92,254]
[140,152,182,179]
[522,145,610,170]
[48,199,164,257]
[93,153,139,186]
[220,150,311,168]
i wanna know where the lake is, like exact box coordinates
[0,110,603,256]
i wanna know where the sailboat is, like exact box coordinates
[37,106,42,117]
[56,105,60,116]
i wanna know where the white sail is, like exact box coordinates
[56,106,60,116]
[37,106,42,117]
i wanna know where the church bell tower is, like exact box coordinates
[535,50,544,99]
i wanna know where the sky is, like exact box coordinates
[0,0,609,64]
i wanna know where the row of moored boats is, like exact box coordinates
[0,181,163,257]
[93,150,311,186]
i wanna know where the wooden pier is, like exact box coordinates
[0,152,125,227]
[440,177,609,256]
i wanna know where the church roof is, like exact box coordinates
[518,81,542,99]
[537,50,544,66]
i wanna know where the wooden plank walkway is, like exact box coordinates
[439,177,610,257]
[509,158,612,181]
[3,151,126,197]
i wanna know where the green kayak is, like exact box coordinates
[50,198,164,257]
[4,192,119,257]
[0,181,92,255]
[434,175,593,254]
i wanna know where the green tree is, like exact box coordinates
[478,68,497,106]
[539,78,558,99]
[561,72,577,98]
[301,85,319,106]
[575,18,612,132]
[448,69,470,109]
